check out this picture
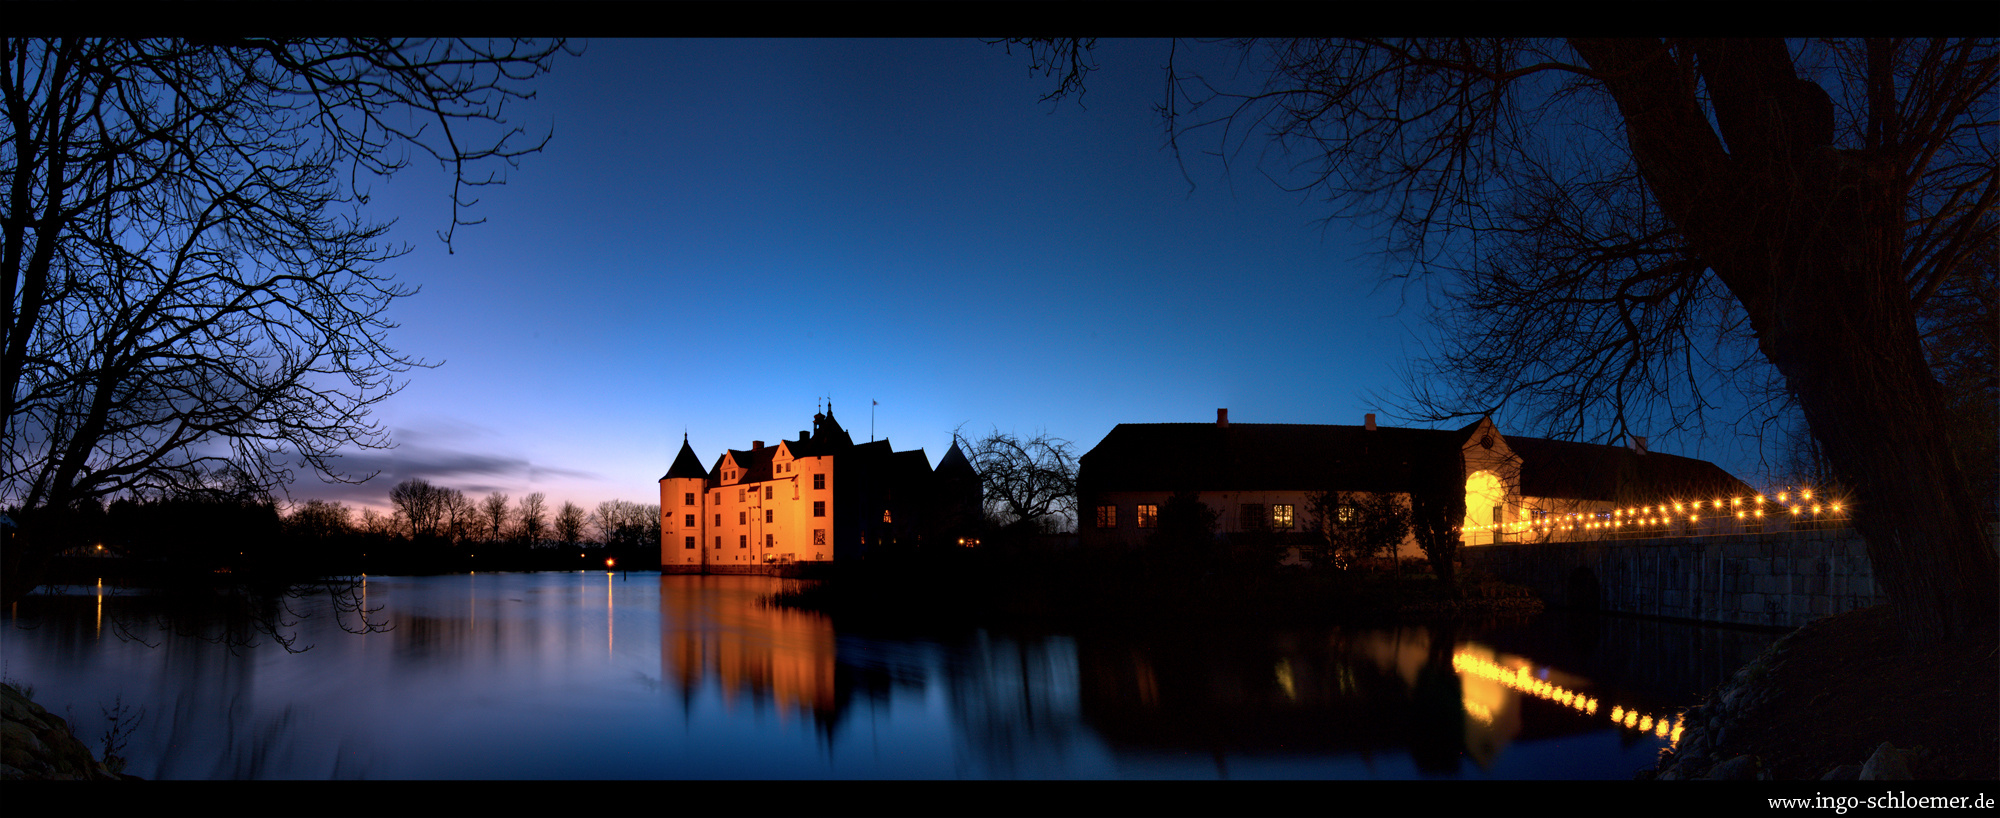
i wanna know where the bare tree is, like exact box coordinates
[284,499,352,542]
[389,478,448,539]
[1,38,572,595]
[554,500,586,548]
[1014,37,1997,643]
[516,492,546,546]
[957,426,1077,533]
[482,491,511,544]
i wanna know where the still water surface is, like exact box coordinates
[2,572,1779,779]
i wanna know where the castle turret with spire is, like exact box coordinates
[659,405,982,573]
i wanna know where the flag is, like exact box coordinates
[873,400,878,405]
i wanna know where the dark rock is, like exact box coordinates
[1706,754,1762,780]
[1819,763,1862,780]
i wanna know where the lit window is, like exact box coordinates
[813,501,825,517]
[1272,504,1294,529]
[883,510,893,523]
[1337,505,1357,525]
[1096,505,1116,528]
[813,473,825,490]
[684,536,695,550]
[1137,504,1158,528]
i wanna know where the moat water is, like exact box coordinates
[2,572,1779,780]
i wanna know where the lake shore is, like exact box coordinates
[1642,604,1998,780]
[1,682,139,781]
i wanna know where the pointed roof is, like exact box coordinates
[936,439,976,478]
[661,434,708,481]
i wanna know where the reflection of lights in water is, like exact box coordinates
[1274,659,1297,701]
[1453,651,1683,744]
[1463,698,1494,725]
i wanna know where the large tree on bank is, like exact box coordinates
[3,38,571,598]
[1011,37,1997,643]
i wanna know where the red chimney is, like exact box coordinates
[1217,408,1229,428]
[1629,435,1647,455]
[753,440,764,450]
[1365,413,1376,431]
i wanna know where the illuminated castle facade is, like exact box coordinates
[659,404,981,573]
[1076,410,1753,558]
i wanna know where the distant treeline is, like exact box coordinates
[13,478,663,586]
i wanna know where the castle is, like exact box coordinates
[659,404,981,573]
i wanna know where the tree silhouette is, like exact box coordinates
[2,38,572,596]
[1012,37,1996,643]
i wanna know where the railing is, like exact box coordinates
[1463,488,1853,545]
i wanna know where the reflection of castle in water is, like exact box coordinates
[1070,624,1696,773]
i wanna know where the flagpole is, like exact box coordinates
[871,400,876,442]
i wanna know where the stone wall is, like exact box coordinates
[1461,528,1886,628]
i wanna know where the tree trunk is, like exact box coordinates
[1574,38,1998,645]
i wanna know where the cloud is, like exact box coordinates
[281,442,602,508]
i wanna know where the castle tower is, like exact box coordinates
[659,433,711,572]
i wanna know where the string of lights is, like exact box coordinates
[1458,486,1850,540]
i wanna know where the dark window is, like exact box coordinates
[814,529,826,546]
[814,473,826,490]
[738,488,745,502]
[684,493,695,506]
[1240,503,1266,530]
[684,536,695,550]
[765,486,773,500]
[1493,505,1504,524]
[738,535,746,548]
[765,509,773,524]
[684,514,694,527]
[713,514,721,526]
[1137,504,1158,528]
[765,533,774,549]
[738,511,746,525]
[714,536,721,549]
[813,501,825,517]
[1096,505,1116,528]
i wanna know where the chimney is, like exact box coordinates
[753,440,764,451]
[1365,413,1376,431]
[799,430,810,443]
[1217,408,1229,428]
[1628,435,1647,455]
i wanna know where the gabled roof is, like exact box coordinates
[1078,422,1465,494]
[1506,436,1753,503]
[1077,420,1751,503]
[660,435,708,481]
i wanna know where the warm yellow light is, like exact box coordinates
[1778,492,1788,502]
[1790,506,1801,515]
[606,557,616,568]
[1756,495,1766,504]
[1611,705,1625,722]
[1756,509,1765,518]
[1736,511,1745,519]
[1831,503,1842,512]
[1639,715,1654,732]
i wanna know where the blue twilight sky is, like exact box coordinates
[300,38,1764,516]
